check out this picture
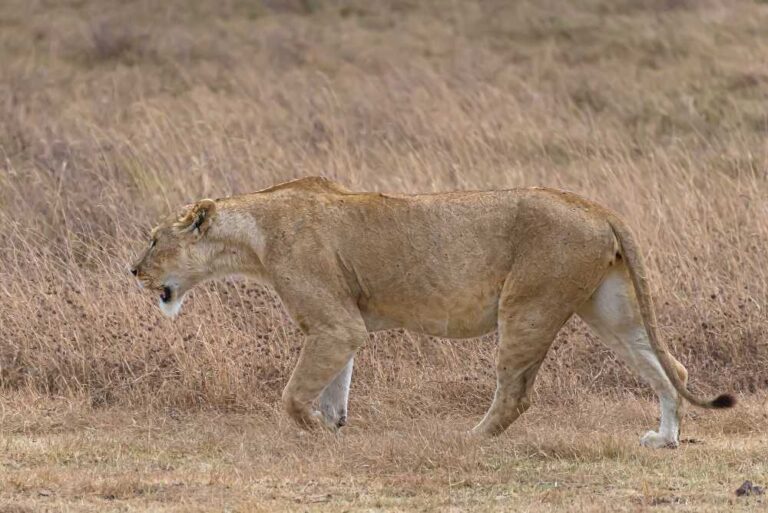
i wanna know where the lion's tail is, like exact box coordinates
[607,215,735,410]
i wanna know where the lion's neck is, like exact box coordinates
[206,209,268,282]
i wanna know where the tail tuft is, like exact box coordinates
[710,394,736,409]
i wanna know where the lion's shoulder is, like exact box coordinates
[257,176,353,195]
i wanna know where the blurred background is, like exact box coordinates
[1,0,766,415]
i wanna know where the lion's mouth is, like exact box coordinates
[151,282,185,318]
[160,285,173,303]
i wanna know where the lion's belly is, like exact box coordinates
[360,289,501,339]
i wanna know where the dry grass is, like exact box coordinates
[1,0,767,511]
[2,393,768,512]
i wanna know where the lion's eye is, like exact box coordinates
[150,239,157,249]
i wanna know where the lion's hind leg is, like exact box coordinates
[576,263,683,448]
[471,277,576,437]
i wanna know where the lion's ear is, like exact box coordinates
[174,199,216,237]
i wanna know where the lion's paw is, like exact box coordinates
[312,410,345,433]
[467,426,490,438]
[318,404,347,430]
[640,430,678,449]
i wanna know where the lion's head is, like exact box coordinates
[130,199,218,318]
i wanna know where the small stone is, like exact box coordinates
[736,480,765,497]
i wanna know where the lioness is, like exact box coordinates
[131,177,734,448]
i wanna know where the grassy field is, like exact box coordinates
[1,0,767,511]
[2,393,768,512]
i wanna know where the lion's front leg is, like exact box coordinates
[271,260,368,432]
[318,357,354,429]
[281,325,366,432]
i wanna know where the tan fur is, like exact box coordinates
[131,177,733,439]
